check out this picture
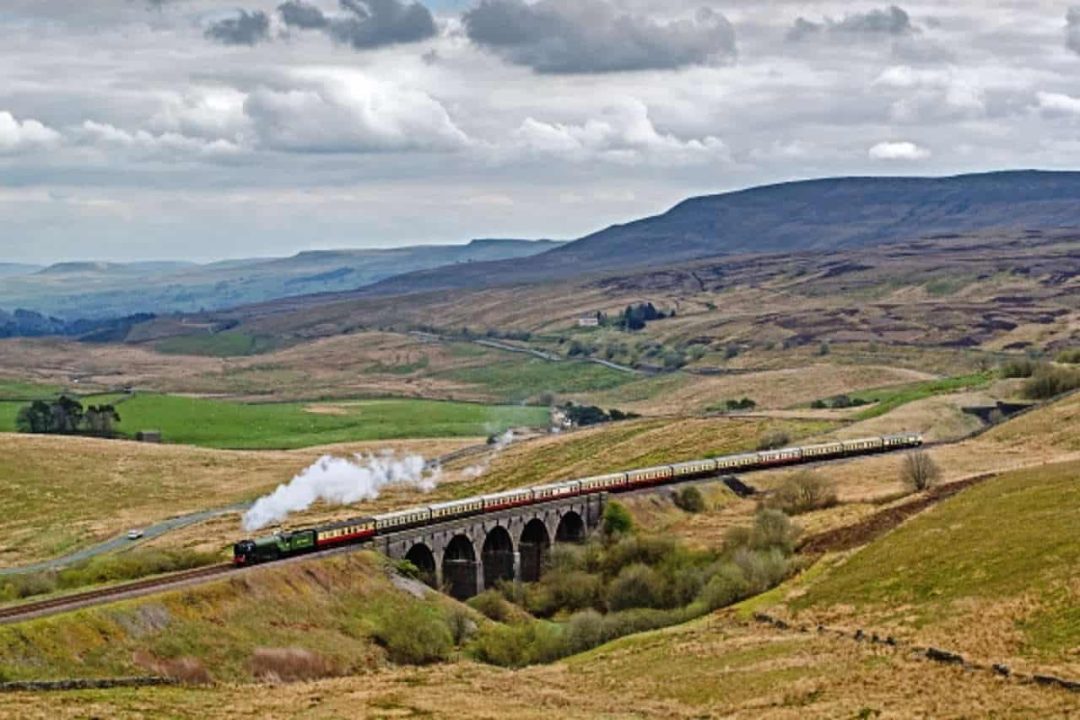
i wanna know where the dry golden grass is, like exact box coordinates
[0,433,477,566]
[6,617,1077,719]
[587,363,935,413]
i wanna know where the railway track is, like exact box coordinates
[0,563,236,625]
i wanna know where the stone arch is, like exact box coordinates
[441,534,479,600]
[555,510,586,543]
[481,525,515,590]
[519,518,551,583]
[405,542,437,588]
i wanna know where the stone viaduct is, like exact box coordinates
[375,493,606,599]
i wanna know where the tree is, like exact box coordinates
[602,501,634,536]
[85,405,121,437]
[764,472,837,515]
[902,450,940,492]
[15,400,51,434]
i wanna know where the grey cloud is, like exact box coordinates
[279,0,436,49]
[788,5,914,42]
[1067,8,1080,55]
[463,0,736,74]
[204,10,271,46]
[278,0,328,29]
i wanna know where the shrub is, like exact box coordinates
[673,486,706,513]
[698,563,751,611]
[372,603,453,665]
[1001,357,1037,378]
[602,501,634,536]
[601,535,675,577]
[249,648,335,683]
[563,609,606,654]
[445,606,475,645]
[526,569,602,616]
[468,590,514,622]
[1023,365,1080,399]
[810,399,827,409]
[757,430,791,451]
[733,547,791,594]
[765,472,838,515]
[1057,348,1080,364]
[726,509,799,554]
[470,621,565,667]
[606,563,665,612]
[902,450,940,492]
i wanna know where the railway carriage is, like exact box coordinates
[716,453,759,471]
[671,458,718,478]
[578,472,628,492]
[431,497,485,521]
[374,507,432,532]
[531,480,581,501]
[480,489,533,512]
[757,447,803,466]
[841,437,884,454]
[800,441,844,459]
[315,517,375,548]
[626,465,674,487]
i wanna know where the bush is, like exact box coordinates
[1001,358,1037,378]
[470,621,564,667]
[1023,365,1080,399]
[764,472,838,515]
[468,590,514,622]
[1057,348,1080,364]
[601,535,675,577]
[563,609,606,654]
[606,563,665,612]
[372,603,453,665]
[672,486,706,513]
[726,509,799,554]
[526,569,602,616]
[757,430,791,451]
[733,547,791,594]
[901,450,940,492]
[445,606,476,645]
[698,563,751,610]
[602,501,634,536]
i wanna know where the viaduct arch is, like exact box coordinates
[377,494,604,599]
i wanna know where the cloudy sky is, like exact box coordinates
[3,0,1080,263]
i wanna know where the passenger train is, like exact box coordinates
[233,432,923,565]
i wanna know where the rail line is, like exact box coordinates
[0,436,921,624]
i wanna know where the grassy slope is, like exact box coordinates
[0,434,475,566]
[0,394,549,450]
[0,552,459,683]
[777,459,1080,675]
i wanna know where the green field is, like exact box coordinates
[0,394,550,450]
[834,372,992,420]
[0,379,63,401]
[440,357,634,403]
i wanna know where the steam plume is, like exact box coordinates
[243,452,440,531]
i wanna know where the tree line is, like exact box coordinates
[16,396,121,437]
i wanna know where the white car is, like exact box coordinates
[126,529,145,540]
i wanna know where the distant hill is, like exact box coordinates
[0,239,562,320]
[356,170,1080,297]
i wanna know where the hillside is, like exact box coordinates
[349,170,1080,297]
[0,239,561,322]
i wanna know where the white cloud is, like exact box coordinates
[75,120,243,158]
[868,140,931,160]
[1034,91,1080,117]
[874,65,985,123]
[243,71,470,153]
[0,111,61,154]
[511,99,729,166]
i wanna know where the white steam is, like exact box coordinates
[243,452,440,531]
[463,430,516,479]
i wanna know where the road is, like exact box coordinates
[0,503,251,577]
